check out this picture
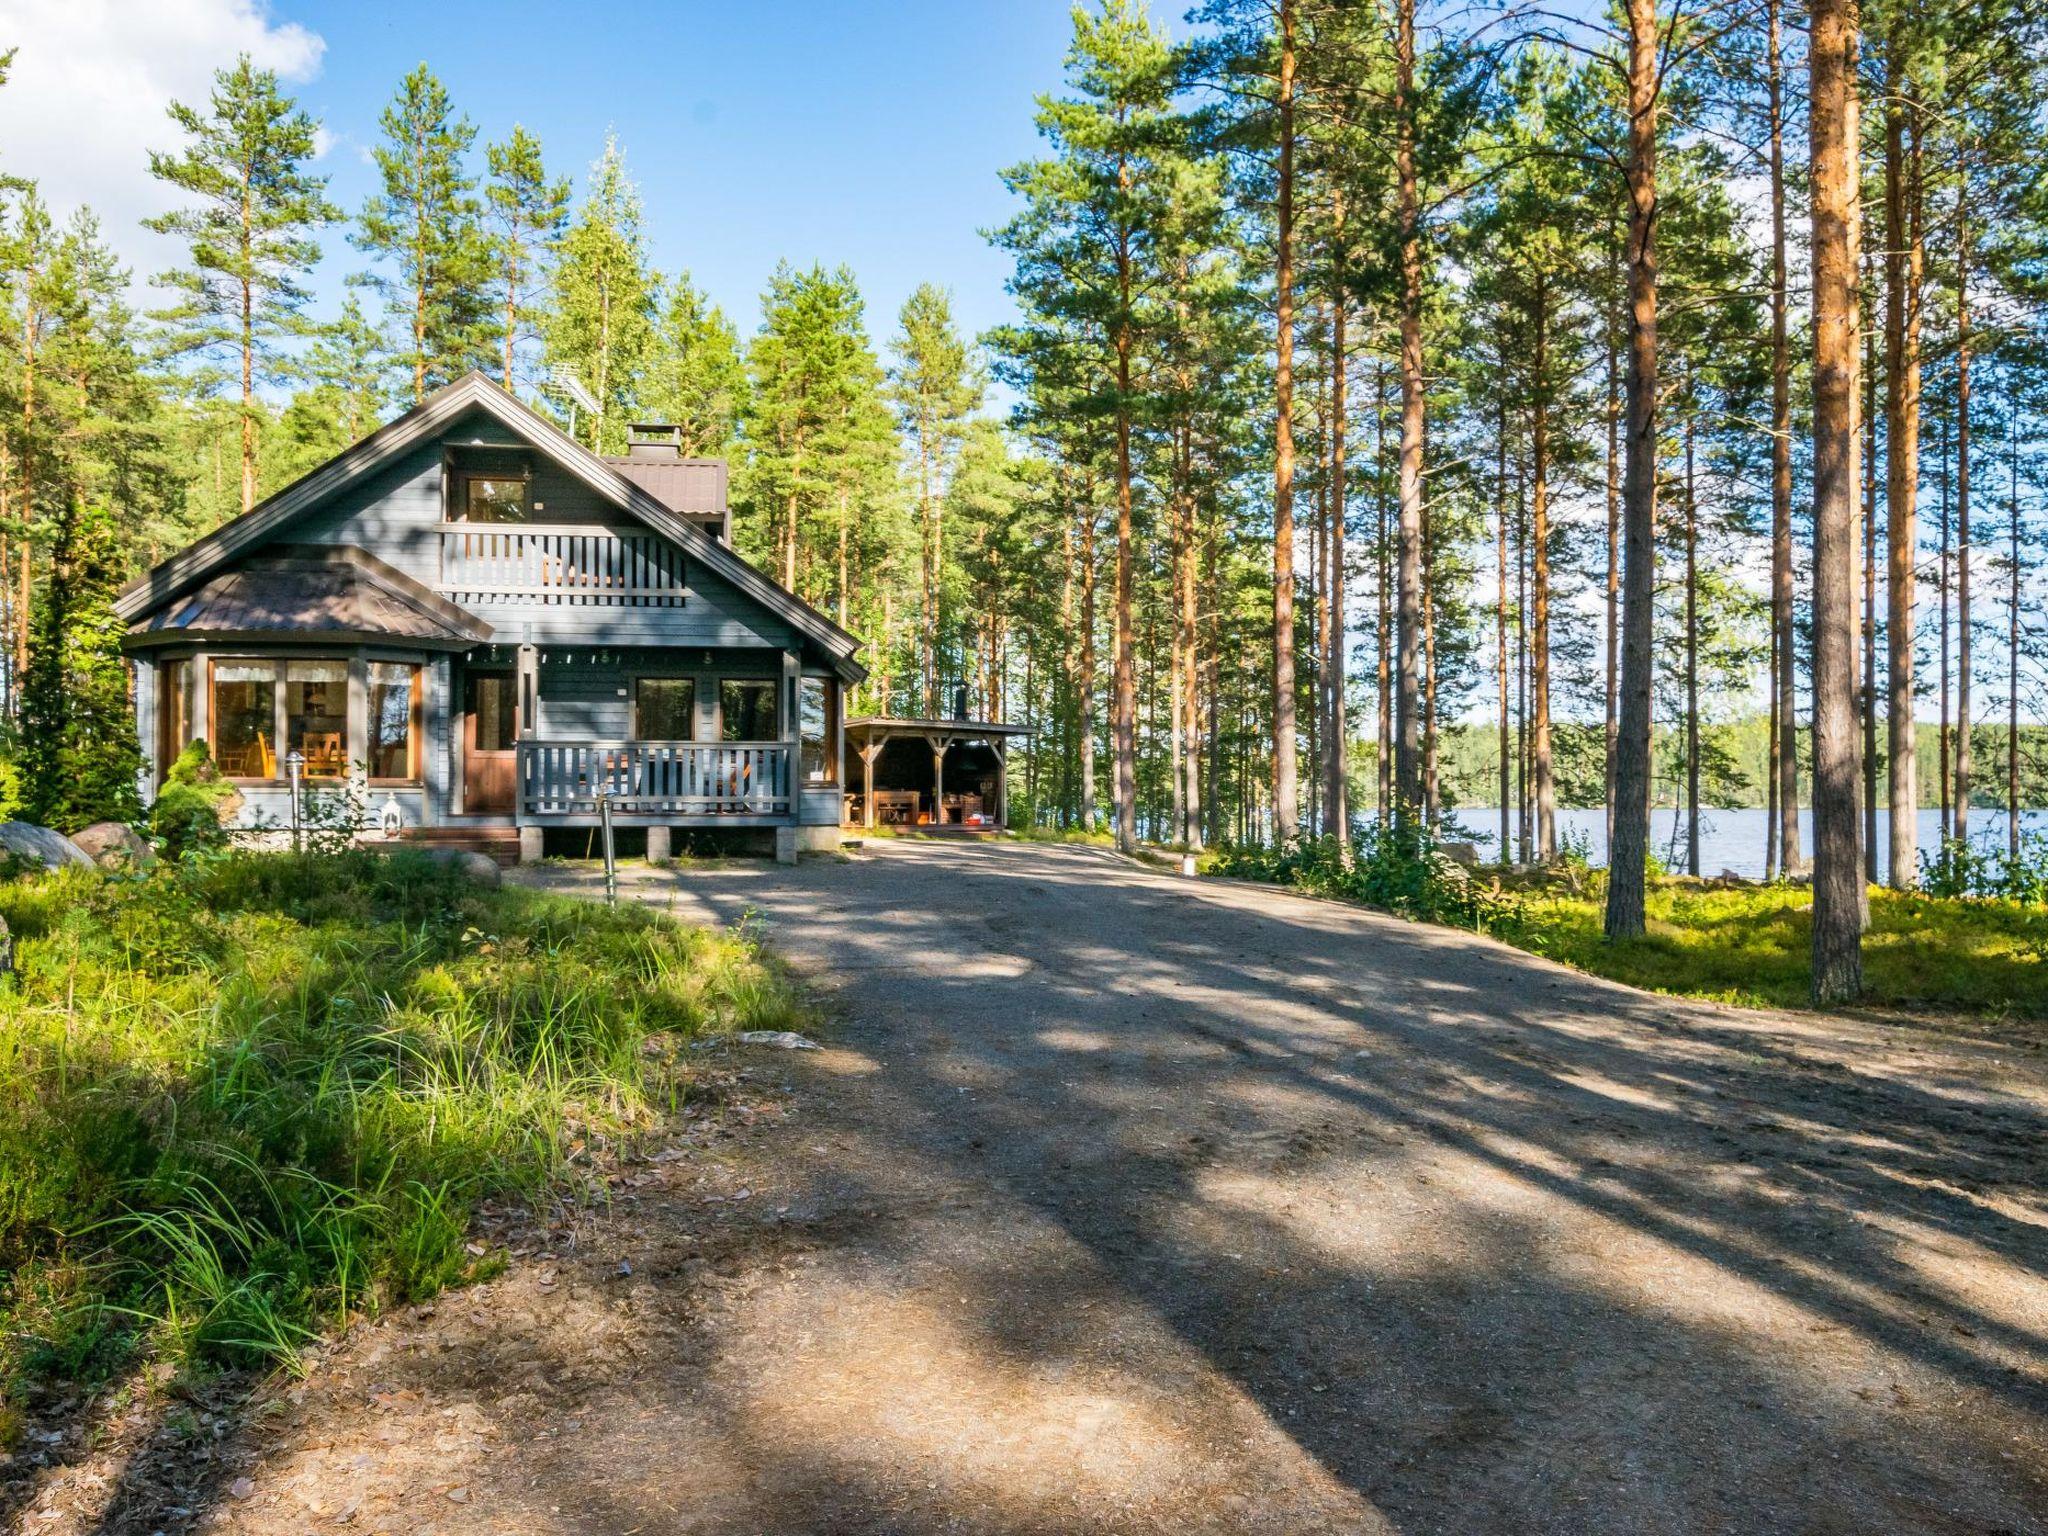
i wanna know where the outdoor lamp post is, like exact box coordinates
[286,750,305,852]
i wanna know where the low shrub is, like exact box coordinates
[0,847,799,1407]
[1211,823,1520,932]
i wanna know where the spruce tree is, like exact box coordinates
[19,497,141,831]
[356,64,493,401]
[146,55,339,518]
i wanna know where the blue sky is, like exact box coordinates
[2,0,1089,352]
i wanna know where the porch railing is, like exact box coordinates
[517,741,791,819]
[438,524,686,607]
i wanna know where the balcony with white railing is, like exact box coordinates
[517,740,791,823]
[437,523,686,608]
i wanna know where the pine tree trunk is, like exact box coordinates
[1078,499,1098,831]
[1393,0,1425,821]
[1884,61,1924,888]
[1809,0,1866,1001]
[1606,215,1621,856]
[1325,295,1349,842]
[1863,307,1880,882]
[1531,277,1555,863]
[1954,190,1973,843]
[1768,0,1803,875]
[1605,0,1660,940]
[2010,414,2021,858]
[1375,361,1392,824]
[240,174,257,517]
[1497,393,1512,864]
[1685,397,1701,878]
[1270,0,1300,842]
[1113,362,1138,855]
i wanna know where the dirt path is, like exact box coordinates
[22,839,2048,1534]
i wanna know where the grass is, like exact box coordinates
[1502,880,2048,1016]
[1209,834,2048,1019]
[0,847,801,1414]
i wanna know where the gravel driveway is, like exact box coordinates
[41,837,2045,1536]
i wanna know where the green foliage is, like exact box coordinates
[18,499,141,832]
[483,124,571,390]
[1922,834,2048,904]
[642,271,747,457]
[0,849,802,1401]
[355,64,495,401]
[150,741,237,860]
[145,52,341,511]
[1212,824,1520,931]
[544,135,657,451]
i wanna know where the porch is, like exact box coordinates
[842,717,1031,832]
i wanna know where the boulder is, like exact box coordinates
[1438,841,1481,868]
[424,847,503,887]
[0,822,93,872]
[70,821,154,872]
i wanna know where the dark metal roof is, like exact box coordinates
[125,545,493,651]
[602,456,727,516]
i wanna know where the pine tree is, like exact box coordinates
[145,55,337,517]
[544,136,656,452]
[484,125,570,391]
[889,284,981,712]
[356,64,493,402]
[642,273,747,456]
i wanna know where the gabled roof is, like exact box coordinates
[125,545,494,651]
[117,373,866,679]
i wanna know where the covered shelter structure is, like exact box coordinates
[842,717,1031,831]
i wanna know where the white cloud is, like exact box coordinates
[0,0,327,296]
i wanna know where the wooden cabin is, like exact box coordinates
[117,374,864,862]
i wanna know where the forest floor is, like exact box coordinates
[13,838,2046,1535]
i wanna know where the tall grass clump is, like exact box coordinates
[0,848,798,1409]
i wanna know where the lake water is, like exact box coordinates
[1439,807,2048,883]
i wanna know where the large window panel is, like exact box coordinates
[369,663,420,781]
[634,678,696,741]
[719,679,777,742]
[462,475,530,523]
[798,677,834,782]
[213,661,276,779]
[157,658,191,772]
[285,660,350,776]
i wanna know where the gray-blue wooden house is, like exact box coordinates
[117,373,866,861]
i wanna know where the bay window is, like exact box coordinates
[206,657,422,784]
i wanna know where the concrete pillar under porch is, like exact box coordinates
[647,825,672,865]
[518,825,543,864]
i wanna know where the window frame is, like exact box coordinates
[205,654,427,787]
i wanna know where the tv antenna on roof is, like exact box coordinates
[543,365,600,441]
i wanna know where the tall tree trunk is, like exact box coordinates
[1113,199,1139,853]
[1605,211,1622,855]
[1325,293,1349,842]
[2010,410,2021,858]
[1516,461,1529,864]
[1809,0,1866,1001]
[1954,188,1973,843]
[1605,0,1661,939]
[1884,62,1925,887]
[1939,412,1952,830]
[1531,275,1555,863]
[240,175,257,517]
[1393,0,1426,820]
[1863,301,1880,881]
[1497,391,1512,864]
[1684,394,1701,877]
[1270,0,1301,841]
[1078,497,1099,832]
[1768,0,1802,875]
[1375,361,1392,823]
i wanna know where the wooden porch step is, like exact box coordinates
[398,826,523,867]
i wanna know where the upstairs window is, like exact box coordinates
[460,474,531,523]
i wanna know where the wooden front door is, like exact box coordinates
[463,671,517,814]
